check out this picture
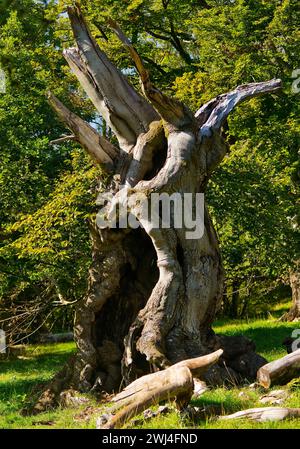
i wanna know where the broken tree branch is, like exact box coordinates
[196,79,282,173]
[99,349,223,429]
[198,79,282,137]
[257,348,300,388]
[219,407,300,423]
[49,135,76,145]
[47,91,118,171]
[66,5,158,149]
[108,19,194,128]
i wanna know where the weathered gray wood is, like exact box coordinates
[47,92,118,171]
[196,79,282,174]
[65,6,158,151]
[102,366,193,429]
[219,407,300,423]
[99,349,222,429]
[257,348,300,388]
[196,79,282,135]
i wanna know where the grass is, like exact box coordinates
[0,317,299,429]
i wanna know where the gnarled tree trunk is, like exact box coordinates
[33,6,282,409]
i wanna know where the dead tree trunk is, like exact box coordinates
[35,6,282,406]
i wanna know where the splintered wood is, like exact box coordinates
[99,349,223,429]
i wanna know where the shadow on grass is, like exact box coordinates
[0,346,76,409]
[0,351,73,375]
[215,321,299,356]
[236,325,296,354]
[0,378,41,406]
[192,396,244,413]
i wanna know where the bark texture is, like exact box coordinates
[34,5,282,407]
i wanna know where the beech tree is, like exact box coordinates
[30,5,283,405]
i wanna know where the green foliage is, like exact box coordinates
[0,0,299,330]
[172,0,300,310]
[1,151,99,293]
[0,0,99,337]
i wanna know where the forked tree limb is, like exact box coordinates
[257,348,300,388]
[197,79,282,173]
[47,91,118,171]
[219,407,300,423]
[66,5,158,149]
[108,19,194,129]
[100,349,223,429]
[197,79,282,136]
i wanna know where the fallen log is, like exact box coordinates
[99,349,223,429]
[257,348,300,388]
[219,407,300,423]
[39,332,74,344]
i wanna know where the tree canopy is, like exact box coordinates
[0,0,299,342]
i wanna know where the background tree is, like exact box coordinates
[0,0,97,343]
[174,0,300,317]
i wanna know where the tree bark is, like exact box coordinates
[229,278,240,318]
[32,5,282,409]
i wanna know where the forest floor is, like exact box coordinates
[1,305,300,429]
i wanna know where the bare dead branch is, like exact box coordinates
[108,19,194,128]
[66,5,158,149]
[47,91,118,171]
[49,135,76,145]
[197,79,282,173]
[198,79,282,137]
[219,407,300,422]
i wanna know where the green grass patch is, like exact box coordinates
[0,318,299,429]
